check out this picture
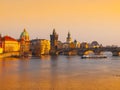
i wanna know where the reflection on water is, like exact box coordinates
[39,55,51,60]
[1,56,120,90]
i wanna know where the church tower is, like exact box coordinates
[50,29,58,49]
[19,28,30,55]
[66,32,72,43]
[20,28,29,41]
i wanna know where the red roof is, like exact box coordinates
[2,36,18,41]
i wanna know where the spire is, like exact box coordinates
[66,31,72,43]
[68,31,71,38]
[74,39,77,43]
[24,28,26,32]
[53,28,56,35]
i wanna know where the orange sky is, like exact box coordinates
[0,0,120,46]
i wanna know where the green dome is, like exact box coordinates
[20,28,29,41]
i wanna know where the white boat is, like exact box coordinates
[81,54,107,59]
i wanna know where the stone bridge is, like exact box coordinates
[55,47,120,56]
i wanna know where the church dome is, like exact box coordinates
[91,41,99,46]
[20,28,29,41]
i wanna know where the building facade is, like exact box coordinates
[0,34,3,53]
[66,40,80,49]
[63,32,80,49]
[2,35,20,53]
[31,39,50,56]
[80,42,89,49]
[19,29,30,55]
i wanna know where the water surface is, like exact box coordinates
[0,55,120,90]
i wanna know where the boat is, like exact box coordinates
[81,54,107,59]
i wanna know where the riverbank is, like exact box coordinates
[0,52,20,58]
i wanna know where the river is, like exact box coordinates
[0,55,120,90]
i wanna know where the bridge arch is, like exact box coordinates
[112,51,120,56]
[99,51,120,56]
[100,51,113,57]
[84,50,95,55]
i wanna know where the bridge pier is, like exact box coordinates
[78,52,84,56]
[64,50,77,56]
[112,52,120,56]
[50,49,59,55]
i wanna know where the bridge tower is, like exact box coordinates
[50,29,58,50]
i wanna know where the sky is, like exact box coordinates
[0,0,120,46]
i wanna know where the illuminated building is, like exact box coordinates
[2,35,20,53]
[31,39,50,56]
[19,28,30,55]
[80,42,89,48]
